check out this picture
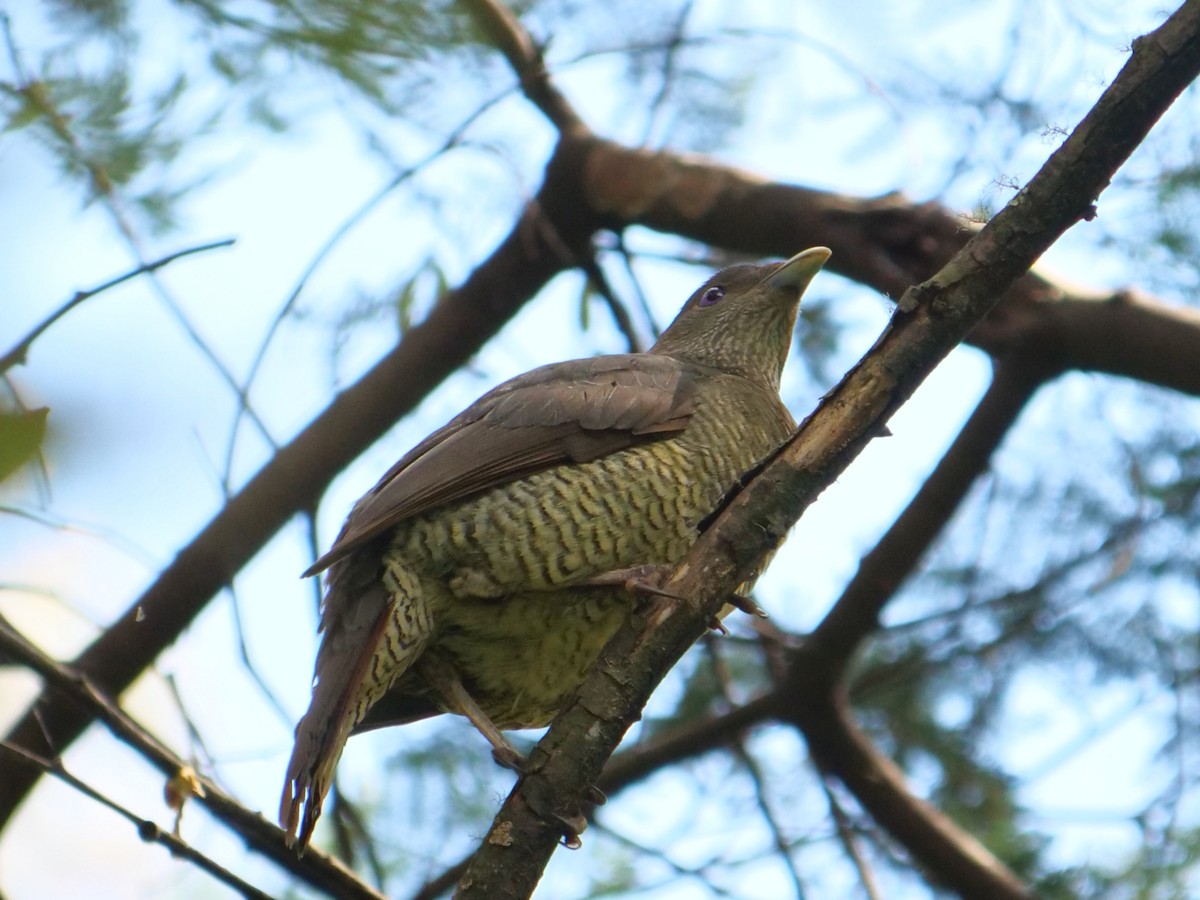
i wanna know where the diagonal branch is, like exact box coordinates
[0,239,235,375]
[453,5,1200,896]
[808,352,1053,674]
[780,681,1029,899]
[0,144,601,829]
[0,613,384,899]
[0,742,275,900]
[460,0,587,135]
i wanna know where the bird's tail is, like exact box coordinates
[281,563,430,850]
[280,596,389,848]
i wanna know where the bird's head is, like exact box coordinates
[651,247,831,389]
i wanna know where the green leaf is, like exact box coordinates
[0,408,49,484]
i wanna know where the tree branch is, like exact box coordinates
[0,613,385,899]
[779,682,1031,899]
[575,145,1200,398]
[0,741,275,900]
[453,5,1200,896]
[459,0,587,135]
[808,352,1052,673]
[0,143,601,829]
[0,238,235,375]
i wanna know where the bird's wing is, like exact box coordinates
[303,354,697,576]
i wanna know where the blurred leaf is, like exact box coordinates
[0,409,49,484]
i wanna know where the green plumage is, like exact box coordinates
[281,247,831,849]
[379,377,794,726]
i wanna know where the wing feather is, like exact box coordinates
[303,354,697,576]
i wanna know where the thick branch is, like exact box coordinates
[576,147,1200,399]
[454,6,1200,896]
[460,0,587,135]
[0,143,600,829]
[809,353,1051,672]
[778,678,1032,899]
[1044,289,1200,395]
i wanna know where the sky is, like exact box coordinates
[0,1,1190,897]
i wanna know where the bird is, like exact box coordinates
[280,246,832,849]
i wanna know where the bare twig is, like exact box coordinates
[809,353,1050,674]
[1,29,274,442]
[223,585,293,727]
[411,858,468,900]
[614,235,663,340]
[732,740,808,899]
[703,635,806,896]
[0,239,235,374]
[0,613,385,900]
[819,775,883,900]
[575,249,644,352]
[0,742,274,900]
[781,678,1032,899]
[640,0,696,146]
[220,92,512,490]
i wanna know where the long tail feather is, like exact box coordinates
[280,591,394,849]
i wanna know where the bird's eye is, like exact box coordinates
[699,286,725,307]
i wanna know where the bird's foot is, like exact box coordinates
[557,812,587,849]
[581,565,769,631]
[550,783,606,846]
[522,780,599,849]
[580,563,682,600]
[491,745,528,773]
[726,592,768,619]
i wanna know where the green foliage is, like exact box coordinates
[42,0,132,33]
[0,408,48,484]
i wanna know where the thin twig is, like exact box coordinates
[819,775,883,900]
[223,585,293,726]
[0,613,385,900]
[732,740,808,899]
[0,239,235,375]
[411,858,468,900]
[703,638,807,898]
[614,236,663,341]
[0,741,274,900]
[640,0,695,146]
[575,250,644,352]
[590,820,740,897]
[220,92,511,489]
[2,41,274,443]
[163,673,217,773]
[459,0,586,134]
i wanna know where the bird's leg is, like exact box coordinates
[415,653,525,772]
[419,653,603,846]
[579,564,769,630]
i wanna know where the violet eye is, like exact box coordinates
[699,286,725,307]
